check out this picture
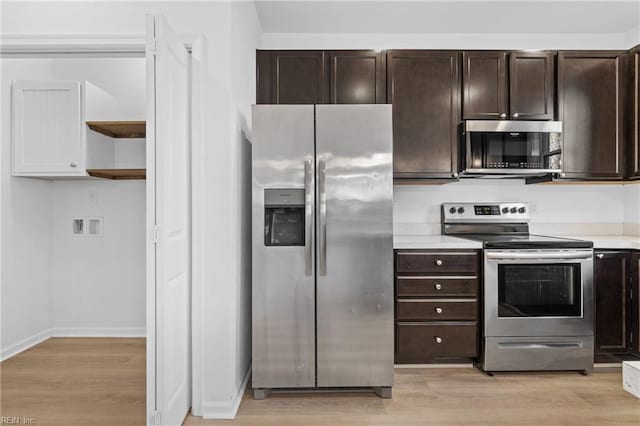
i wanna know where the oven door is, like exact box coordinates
[484,249,593,337]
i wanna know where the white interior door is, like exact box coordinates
[146,14,192,426]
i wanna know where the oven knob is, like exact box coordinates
[501,207,509,214]
[510,207,517,213]
[435,307,443,314]
[435,283,442,291]
[518,207,526,213]
[435,336,443,344]
[457,207,465,214]
[435,259,443,266]
[449,207,456,214]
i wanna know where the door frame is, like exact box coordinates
[1,33,204,420]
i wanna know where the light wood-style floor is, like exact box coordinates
[2,339,640,425]
[1,338,145,426]
[186,369,640,426]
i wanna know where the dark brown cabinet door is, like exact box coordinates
[594,251,631,354]
[632,252,640,354]
[388,50,461,179]
[256,50,326,104]
[629,46,640,179]
[558,51,628,179]
[326,50,386,104]
[509,52,555,120]
[462,51,507,119]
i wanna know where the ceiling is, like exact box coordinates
[255,1,640,34]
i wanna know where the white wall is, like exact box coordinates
[624,184,640,236]
[261,32,628,50]
[50,180,145,335]
[198,0,261,419]
[394,180,628,236]
[1,59,55,360]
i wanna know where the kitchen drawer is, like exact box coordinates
[397,300,477,321]
[396,322,478,363]
[396,251,479,275]
[397,276,479,297]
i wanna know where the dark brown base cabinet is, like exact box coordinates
[632,252,640,354]
[594,251,638,355]
[629,46,640,179]
[394,250,480,363]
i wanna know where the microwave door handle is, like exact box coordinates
[486,251,592,261]
[318,158,327,276]
[304,158,313,276]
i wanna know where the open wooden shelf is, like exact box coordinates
[87,169,146,180]
[86,121,146,138]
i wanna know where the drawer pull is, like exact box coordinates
[435,259,443,266]
[435,307,443,314]
[435,283,442,291]
[435,336,443,344]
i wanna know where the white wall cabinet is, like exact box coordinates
[11,80,142,178]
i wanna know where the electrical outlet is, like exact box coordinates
[72,217,103,237]
[88,218,103,236]
[72,219,84,235]
[531,203,538,214]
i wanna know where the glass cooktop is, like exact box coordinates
[454,234,594,249]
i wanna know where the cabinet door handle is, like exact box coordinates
[435,336,443,344]
[435,307,443,314]
[435,259,443,266]
[70,163,77,168]
[499,113,507,119]
[512,112,519,118]
[435,283,443,291]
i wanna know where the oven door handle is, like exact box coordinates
[486,251,592,261]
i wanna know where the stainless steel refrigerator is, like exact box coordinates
[251,105,394,399]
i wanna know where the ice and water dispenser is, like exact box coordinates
[264,189,305,246]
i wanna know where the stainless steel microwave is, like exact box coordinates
[462,120,563,176]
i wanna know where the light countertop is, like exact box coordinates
[393,234,482,250]
[558,235,640,251]
[394,234,640,250]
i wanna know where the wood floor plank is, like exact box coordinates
[0,338,145,426]
[2,338,640,425]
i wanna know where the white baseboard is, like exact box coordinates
[1,328,52,362]
[202,366,251,420]
[52,327,146,338]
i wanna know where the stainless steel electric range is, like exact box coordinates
[442,202,595,374]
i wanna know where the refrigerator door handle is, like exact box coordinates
[318,158,327,276]
[304,158,313,276]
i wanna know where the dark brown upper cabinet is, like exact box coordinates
[463,51,508,119]
[388,50,461,179]
[595,251,632,354]
[629,46,640,179]
[509,52,555,120]
[256,50,385,105]
[463,51,555,120]
[256,50,327,104]
[558,51,628,180]
[326,50,386,104]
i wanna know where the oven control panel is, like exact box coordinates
[442,202,530,223]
